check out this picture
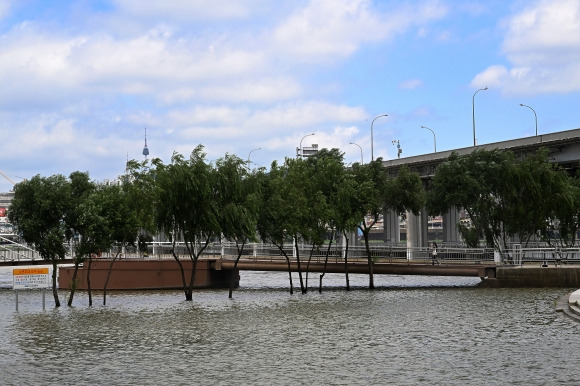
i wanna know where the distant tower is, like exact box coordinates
[142,126,149,158]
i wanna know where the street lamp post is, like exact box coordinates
[520,104,538,136]
[472,86,488,147]
[248,147,261,166]
[298,133,315,158]
[349,142,363,164]
[371,114,388,162]
[421,126,436,153]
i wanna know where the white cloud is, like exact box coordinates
[112,0,254,21]
[472,0,580,95]
[273,0,447,63]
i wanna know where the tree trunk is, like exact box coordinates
[67,261,80,306]
[293,238,306,294]
[52,260,60,307]
[343,231,350,291]
[103,252,121,306]
[187,256,199,301]
[305,248,316,293]
[277,244,294,295]
[87,256,93,306]
[172,250,189,300]
[319,232,335,294]
[229,242,245,299]
[362,229,374,289]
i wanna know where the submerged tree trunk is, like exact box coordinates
[87,256,93,306]
[342,231,350,291]
[103,251,122,306]
[362,228,375,289]
[293,237,306,294]
[319,232,335,293]
[67,260,81,306]
[186,255,198,301]
[305,248,316,293]
[276,244,294,295]
[172,250,190,300]
[51,260,60,307]
[229,241,246,299]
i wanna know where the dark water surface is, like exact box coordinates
[1,269,578,385]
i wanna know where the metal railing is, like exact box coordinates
[3,239,580,266]
[0,236,42,262]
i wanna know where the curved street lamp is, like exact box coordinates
[349,142,363,164]
[248,147,261,166]
[520,104,538,136]
[472,86,488,146]
[299,133,315,158]
[371,114,388,162]
[421,126,436,153]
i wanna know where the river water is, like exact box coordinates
[0,266,578,385]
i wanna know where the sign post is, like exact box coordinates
[13,268,51,311]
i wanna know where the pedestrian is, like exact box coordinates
[431,242,439,265]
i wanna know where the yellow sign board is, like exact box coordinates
[13,267,50,289]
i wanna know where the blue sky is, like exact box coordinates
[1,0,579,191]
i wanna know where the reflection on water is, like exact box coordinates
[1,269,578,385]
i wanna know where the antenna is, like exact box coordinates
[142,126,149,158]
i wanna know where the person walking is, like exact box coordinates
[431,242,439,265]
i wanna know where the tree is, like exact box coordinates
[352,161,424,288]
[101,160,155,305]
[214,154,261,298]
[65,171,96,306]
[303,148,346,293]
[8,175,71,307]
[335,168,362,290]
[428,148,577,261]
[256,160,306,294]
[153,146,219,301]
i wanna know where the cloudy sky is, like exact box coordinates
[1,0,579,191]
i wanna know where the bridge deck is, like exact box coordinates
[217,259,493,278]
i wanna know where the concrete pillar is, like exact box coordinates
[383,209,400,244]
[420,207,428,247]
[443,206,462,243]
[406,209,428,248]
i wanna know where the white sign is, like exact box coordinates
[13,268,50,290]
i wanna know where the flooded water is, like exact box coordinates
[0,266,578,385]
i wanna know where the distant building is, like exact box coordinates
[0,191,15,235]
[297,143,319,158]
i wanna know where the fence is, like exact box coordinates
[3,238,580,266]
[0,236,42,262]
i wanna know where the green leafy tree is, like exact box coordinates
[303,148,346,293]
[256,160,306,294]
[8,175,71,307]
[65,171,96,306]
[153,146,219,301]
[428,148,577,261]
[335,167,363,290]
[101,161,156,305]
[353,161,424,288]
[214,154,261,298]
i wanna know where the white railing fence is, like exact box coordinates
[3,238,580,266]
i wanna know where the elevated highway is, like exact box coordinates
[377,128,580,248]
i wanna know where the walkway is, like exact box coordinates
[557,289,580,322]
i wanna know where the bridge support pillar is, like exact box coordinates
[443,206,462,243]
[406,208,428,258]
[383,209,400,244]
